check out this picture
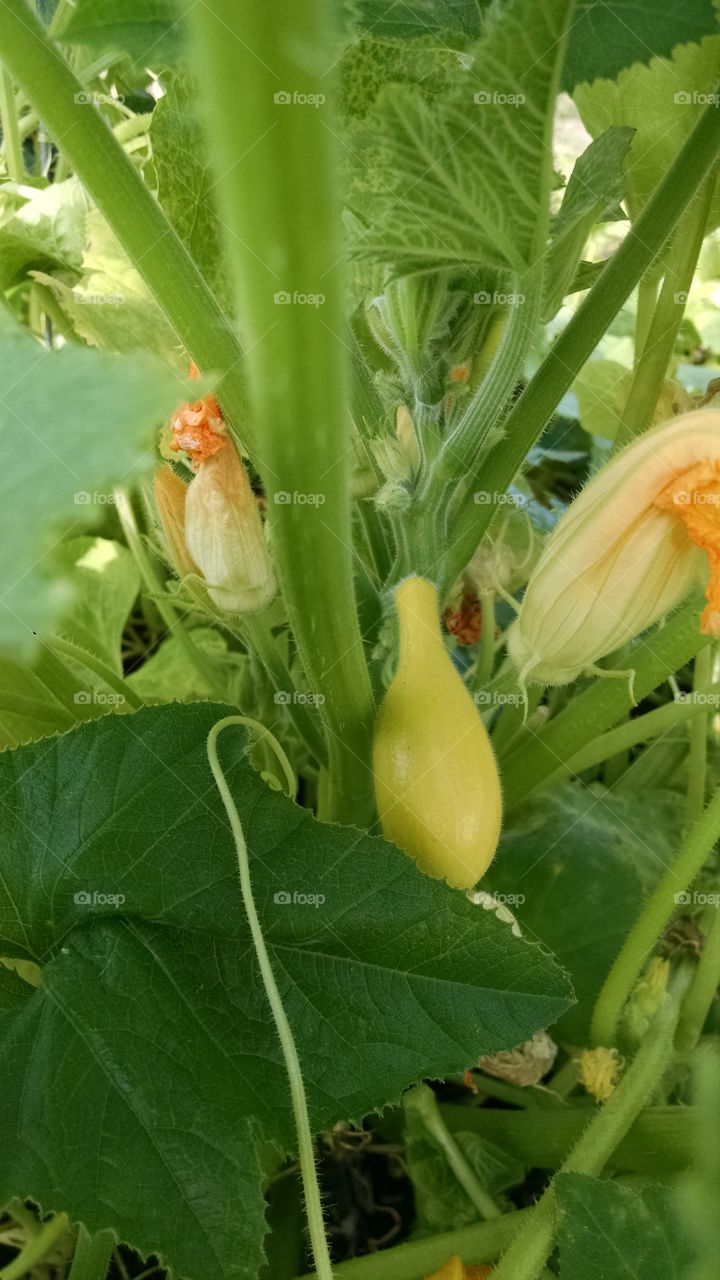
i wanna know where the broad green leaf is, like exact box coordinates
[352,2,720,91]
[487,784,684,1042]
[55,0,186,66]
[564,0,719,91]
[0,702,572,1280]
[574,37,720,223]
[544,127,633,318]
[556,1173,693,1278]
[151,75,231,310]
[350,0,572,273]
[0,178,88,289]
[0,316,185,653]
[33,210,177,359]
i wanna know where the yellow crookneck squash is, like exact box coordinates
[373,575,502,889]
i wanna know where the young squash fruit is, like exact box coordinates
[373,575,502,889]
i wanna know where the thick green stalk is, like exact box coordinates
[441,95,720,590]
[563,678,720,776]
[67,1227,115,1280]
[491,998,678,1280]
[616,178,715,449]
[301,1210,526,1280]
[406,1084,501,1220]
[685,645,713,829]
[591,791,720,1046]
[0,63,23,179]
[502,597,711,809]
[0,0,247,435]
[188,0,376,823]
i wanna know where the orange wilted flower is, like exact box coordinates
[444,590,483,645]
[425,1256,493,1280]
[170,361,227,466]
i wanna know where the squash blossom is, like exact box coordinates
[425,1258,493,1280]
[154,465,201,582]
[185,442,276,614]
[508,409,720,685]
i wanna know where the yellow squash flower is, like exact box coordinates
[508,409,720,685]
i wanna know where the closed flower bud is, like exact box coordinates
[508,410,720,686]
[373,575,502,889]
[154,465,200,581]
[185,443,276,614]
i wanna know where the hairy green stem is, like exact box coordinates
[502,597,711,808]
[301,1210,527,1280]
[235,613,328,766]
[442,95,720,590]
[491,998,678,1280]
[675,905,720,1053]
[407,1084,501,1220]
[188,0,376,823]
[562,678,720,776]
[616,178,715,449]
[0,1213,69,1280]
[591,791,720,1047]
[207,718,332,1280]
[0,0,248,436]
[686,646,713,829]
[44,636,144,711]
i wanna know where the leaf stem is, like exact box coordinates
[591,791,720,1047]
[207,717,333,1280]
[685,646,713,830]
[502,597,711,809]
[407,1084,501,1221]
[616,177,715,449]
[675,904,720,1053]
[0,64,23,180]
[188,0,376,823]
[0,1213,69,1280]
[491,998,679,1280]
[66,1227,116,1280]
[0,0,248,438]
[562,677,720,776]
[44,636,144,711]
[441,93,720,588]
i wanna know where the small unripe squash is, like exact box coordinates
[373,575,502,889]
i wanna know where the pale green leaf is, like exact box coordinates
[574,37,720,223]
[0,317,185,653]
[32,210,177,359]
[0,178,88,289]
[55,0,186,65]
